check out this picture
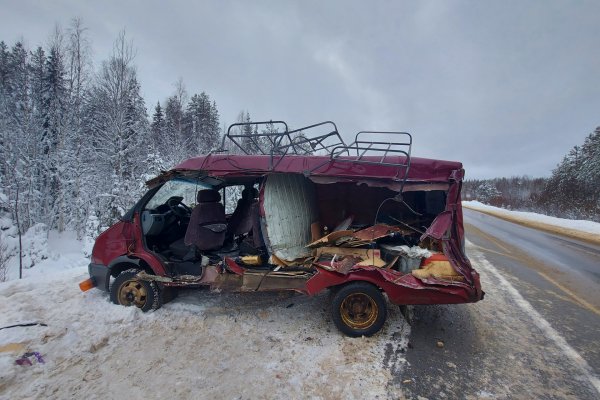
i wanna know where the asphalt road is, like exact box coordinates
[392,209,600,399]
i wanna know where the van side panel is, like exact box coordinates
[305,267,480,305]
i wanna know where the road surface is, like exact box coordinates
[392,208,600,399]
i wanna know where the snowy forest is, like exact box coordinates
[463,126,600,222]
[0,21,227,234]
[0,21,265,278]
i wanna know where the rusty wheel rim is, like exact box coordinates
[118,279,148,308]
[340,292,378,330]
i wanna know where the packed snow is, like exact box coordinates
[463,201,600,236]
[0,230,411,399]
[0,263,409,399]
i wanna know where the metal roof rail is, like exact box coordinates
[219,120,290,155]
[307,131,412,183]
[219,121,412,185]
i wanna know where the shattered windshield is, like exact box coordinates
[145,179,210,210]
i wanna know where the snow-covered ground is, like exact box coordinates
[0,265,409,399]
[0,228,91,282]
[1,224,411,399]
[463,201,600,237]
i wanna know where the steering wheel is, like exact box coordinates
[166,196,192,219]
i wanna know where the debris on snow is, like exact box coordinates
[15,352,44,366]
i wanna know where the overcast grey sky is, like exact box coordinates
[1,0,599,178]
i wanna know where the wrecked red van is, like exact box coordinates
[82,121,484,336]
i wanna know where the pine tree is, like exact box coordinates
[41,34,68,231]
[0,41,8,88]
[26,46,47,228]
[237,111,260,154]
[183,92,220,154]
[0,41,12,181]
[150,101,165,146]
[538,127,600,221]
[475,182,501,205]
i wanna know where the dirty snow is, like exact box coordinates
[463,201,600,236]
[0,267,410,399]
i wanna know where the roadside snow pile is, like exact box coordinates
[463,201,600,236]
[0,224,90,282]
[0,269,409,399]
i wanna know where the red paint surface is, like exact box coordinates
[174,154,462,182]
[90,221,129,266]
[92,152,483,304]
[306,266,480,305]
[91,214,167,276]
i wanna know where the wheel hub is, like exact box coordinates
[340,292,378,330]
[118,279,148,308]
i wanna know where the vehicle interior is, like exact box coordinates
[137,120,455,281]
[139,172,449,279]
[140,176,268,276]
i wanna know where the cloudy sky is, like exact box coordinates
[1,0,599,178]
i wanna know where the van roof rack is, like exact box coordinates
[219,120,412,181]
[219,120,346,156]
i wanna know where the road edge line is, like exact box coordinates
[468,241,600,396]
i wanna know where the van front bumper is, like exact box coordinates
[88,263,110,292]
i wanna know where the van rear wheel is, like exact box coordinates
[110,268,161,312]
[331,282,387,337]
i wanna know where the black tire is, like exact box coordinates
[331,282,387,337]
[110,268,162,312]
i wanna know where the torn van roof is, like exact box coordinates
[169,154,462,182]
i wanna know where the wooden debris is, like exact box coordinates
[356,256,386,268]
[315,247,381,259]
[0,342,27,354]
[306,230,354,248]
[315,247,388,269]
[269,254,311,267]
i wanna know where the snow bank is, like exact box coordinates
[1,226,90,282]
[463,201,600,242]
[0,269,409,399]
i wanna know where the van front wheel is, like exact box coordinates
[110,268,161,312]
[331,282,387,337]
